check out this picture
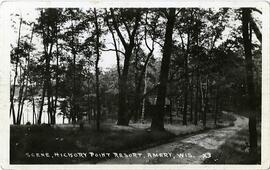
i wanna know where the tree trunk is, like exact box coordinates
[214,88,219,126]
[87,78,91,124]
[199,77,204,122]
[46,43,53,124]
[10,17,23,124]
[30,63,36,124]
[183,32,190,125]
[17,71,26,124]
[133,22,155,122]
[71,51,77,124]
[133,46,140,122]
[134,49,153,122]
[105,10,121,78]
[71,24,77,124]
[94,8,101,131]
[32,97,36,124]
[134,83,141,122]
[117,47,133,125]
[141,63,149,122]
[194,68,199,125]
[250,17,262,43]
[50,89,56,123]
[242,8,258,159]
[189,70,194,122]
[38,11,54,124]
[52,27,60,125]
[19,25,34,125]
[109,9,141,126]
[151,8,176,131]
[38,83,46,124]
[202,76,208,128]
[19,71,29,124]
[169,98,173,124]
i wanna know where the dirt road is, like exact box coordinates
[99,112,248,164]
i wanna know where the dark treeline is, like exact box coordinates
[10,8,261,156]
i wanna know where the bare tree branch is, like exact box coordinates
[161,8,169,18]
[110,8,128,49]
[178,29,186,51]
[250,16,262,43]
[122,19,132,38]
[251,8,262,14]
[105,9,122,77]
[144,30,152,52]
[175,9,182,17]
[154,39,164,48]
[130,10,141,41]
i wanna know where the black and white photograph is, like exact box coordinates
[0,0,269,169]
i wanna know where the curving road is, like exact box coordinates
[99,112,248,164]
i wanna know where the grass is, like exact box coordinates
[10,124,175,164]
[10,112,236,164]
[204,124,261,164]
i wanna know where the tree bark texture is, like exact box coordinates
[242,8,258,158]
[151,8,176,131]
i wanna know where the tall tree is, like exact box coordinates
[61,9,86,124]
[242,8,258,160]
[93,8,101,130]
[132,11,159,122]
[10,15,23,124]
[151,8,176,131]
[109,8,141,125]
[35,9,63,124]
[17,25,35,124]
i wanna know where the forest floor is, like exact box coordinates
[98,112,261,164]
[10,111,244,164]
